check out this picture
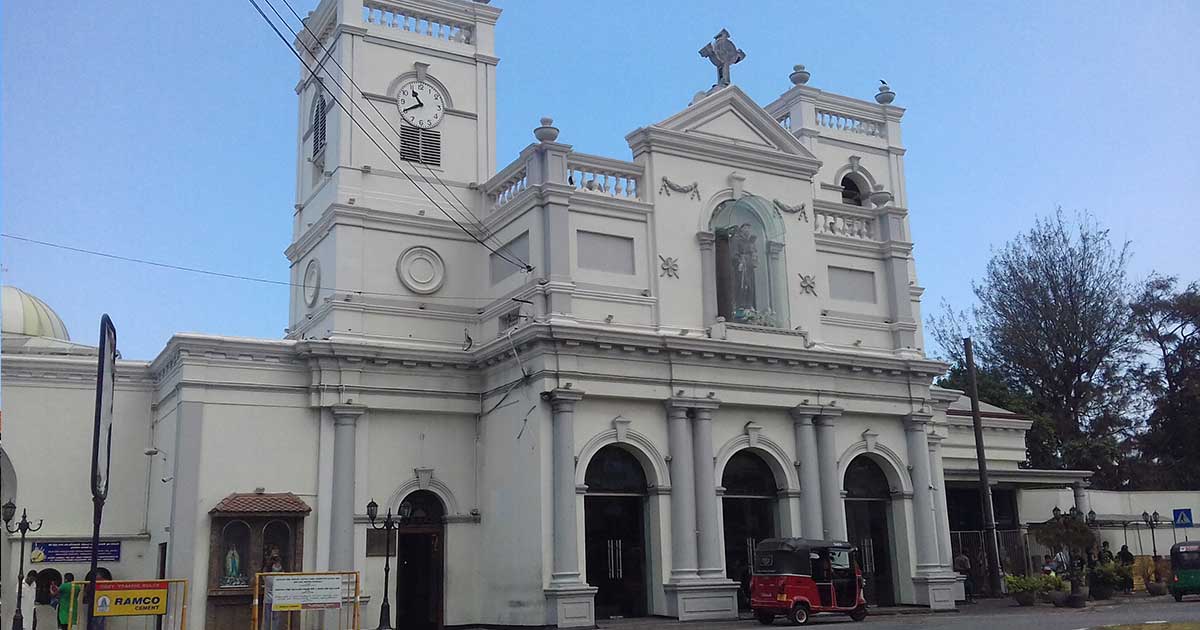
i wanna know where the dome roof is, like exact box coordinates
[1,286,70,341]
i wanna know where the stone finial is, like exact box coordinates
[876,80,895,105]
[789,64,810,85]
[533,117,559,143]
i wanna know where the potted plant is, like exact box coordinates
[1004,575,1042,606]
[1040,574,1066,603]
[1031,509,1096,609]
[1088,562,1128,600]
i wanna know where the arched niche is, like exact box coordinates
[714,431,799,492]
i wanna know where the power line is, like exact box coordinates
[244,0,530,272]
[276,0,506,252]
[1,232,504,302]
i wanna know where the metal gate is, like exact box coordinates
[950,530,1028,596]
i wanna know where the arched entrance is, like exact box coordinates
[844,456,895,606]
[584,444,648,619]
[396,490,444,630]
[721,450,779,610]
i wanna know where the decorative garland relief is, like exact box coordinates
[659,176,701,201]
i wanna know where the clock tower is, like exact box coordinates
[285,0,502,344]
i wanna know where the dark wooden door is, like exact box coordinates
[397,529,443,630]
[585,496,646,618]
[846,500,893,606]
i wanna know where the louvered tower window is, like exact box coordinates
[400,125,441,167]
[311,95,327,159]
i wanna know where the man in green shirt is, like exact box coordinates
[57,573,79,630]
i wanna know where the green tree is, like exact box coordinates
[929,210,1138,482]
[1129,276,1200,489]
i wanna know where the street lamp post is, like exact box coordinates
[3,500,44,630]
[1142,511,1161,583]
[367,499,411,630]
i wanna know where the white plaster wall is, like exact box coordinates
[1020,488,1200,557]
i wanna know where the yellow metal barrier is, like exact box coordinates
[251,571,360,630]
[66,579,189,630]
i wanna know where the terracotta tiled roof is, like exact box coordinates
[210,492,311,515]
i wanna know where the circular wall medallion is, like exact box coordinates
[396,246,445,294]
[302,259,321,307]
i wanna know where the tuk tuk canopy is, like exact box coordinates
[754,538,854,576]
[1172,542,1200,569]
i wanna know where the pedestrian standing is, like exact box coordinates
[954,550,974,603]
[57,573,79,630]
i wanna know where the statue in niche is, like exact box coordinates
[730,224,759,312]
[220,544,248,587]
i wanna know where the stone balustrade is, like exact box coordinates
[777,113,792,130]
[362,0,474,44]
[814,209,875,240]
[567,153,641,200]
[483,161,528,213]
[815,109,885,138]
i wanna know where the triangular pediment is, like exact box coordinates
[653,85,817,160]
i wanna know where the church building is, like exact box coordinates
[0,1,1096,628]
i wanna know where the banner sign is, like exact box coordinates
[270,574,343,611]
[30,541,121,563]
[94,581,169,617]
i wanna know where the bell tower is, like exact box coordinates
[285,0,502,343]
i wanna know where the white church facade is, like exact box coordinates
[1,1,1099,628]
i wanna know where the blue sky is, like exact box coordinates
[3,0,1197,361]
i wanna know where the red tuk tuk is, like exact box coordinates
[750,538,867,625]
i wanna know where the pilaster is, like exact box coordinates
[697,231,717,325]
[543,388,596,628]
[664,401,699,581]
[330,404,365,571]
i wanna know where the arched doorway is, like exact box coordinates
[584,444,648,619]
[396,490,444,630]
[844,456,895,606]
[721,450,779,610]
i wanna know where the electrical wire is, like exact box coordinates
[245,0,530,271]
[275,0,508,253]
[1,232,501,302]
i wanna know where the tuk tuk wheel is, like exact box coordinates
[756,611,776,625]
[789,603,810,625]
[849,606,868,622]
[1174,592,1184,602]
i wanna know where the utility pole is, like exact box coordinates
[965,337,1003,596]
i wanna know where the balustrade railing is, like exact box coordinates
[777,113,792,130]
[567,154,641,200]
[814,209,874,240]
[815,109,885,138]
[484,163,528,213]
[362,1,474,43]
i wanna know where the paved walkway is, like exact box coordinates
[596,593,1199,630]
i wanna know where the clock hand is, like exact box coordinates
[402,102,423,112]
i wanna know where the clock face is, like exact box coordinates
[397,80,446,129]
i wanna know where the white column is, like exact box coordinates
[814,410,845,539]
[697,232,717,325]
[330,404,364,570]
[789,406,824,538]
[928,432,953,568]
[666,401,699,581]
[692,404,723,578]
[767,241,790,327]
[905,414,940,572]
[548,388,585,586]
[1072,481,1090,515]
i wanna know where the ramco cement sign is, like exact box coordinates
[94,581,169,617]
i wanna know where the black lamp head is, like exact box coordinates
[366,499,379,523]
[399,502,413,519]
[1,499,15,524]
[1142,510,1151,524]
[1052,506,1062,518]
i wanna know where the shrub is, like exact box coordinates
[1042,574,1066,592]
[1088,561,1130,589]
[1005,574,1043,593]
